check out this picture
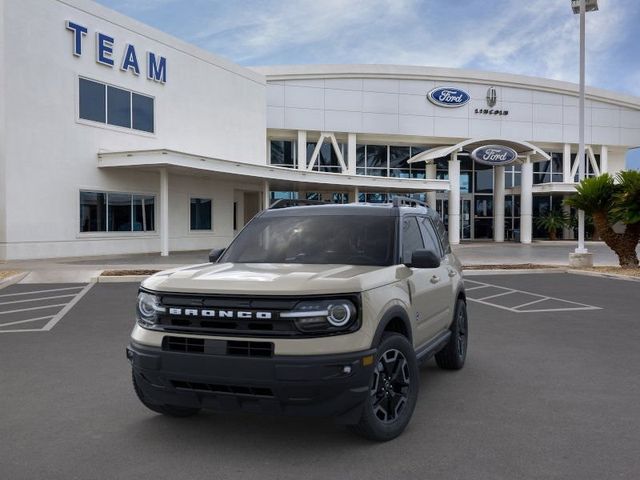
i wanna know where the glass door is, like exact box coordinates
[461,196,472,240]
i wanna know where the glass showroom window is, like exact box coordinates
[80,191,155,233]
[306,142,344,172]
[270,141,296,168]
[534,153,564,184]
[356,145,427,177]
[78,78,154,133]
[190,198,212,230]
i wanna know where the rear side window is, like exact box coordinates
[419,217,443,258]
[401,217,424,264]
[431,214,451,253]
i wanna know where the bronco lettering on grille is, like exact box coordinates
[167,308,273,320]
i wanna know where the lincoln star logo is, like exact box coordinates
[471,145,518,166]
[168,308,272,319]
[427,87,470,108]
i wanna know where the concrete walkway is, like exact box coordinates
[1,241,636,283]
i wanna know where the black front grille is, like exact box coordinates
[162,336,274,357]
[163,336,205,353]
[171,380,274,397]
[227,340,273,357]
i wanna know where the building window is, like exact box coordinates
[270,141,297,168]
[80,191,155,233]
[306,142,344,172]
[190,198,212,230]
[356,145,427,177]
[534,153,564,184]
[78,78,154,133]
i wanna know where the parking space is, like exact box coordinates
[1,273,640,479]
[0,283,94,333]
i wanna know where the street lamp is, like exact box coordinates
[571,0,598,260]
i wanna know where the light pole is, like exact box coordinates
[571,0,598,261]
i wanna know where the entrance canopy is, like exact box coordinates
[407,138,551,164]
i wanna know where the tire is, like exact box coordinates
[350,333,419,442]
[132,370,201,418]
[435,298,468,370]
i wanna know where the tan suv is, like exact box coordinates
[127,197,468,441]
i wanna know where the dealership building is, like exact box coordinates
[1,0,640,260]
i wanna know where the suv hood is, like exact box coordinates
[142,262,400,295]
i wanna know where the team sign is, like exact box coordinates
[66,21,167,84]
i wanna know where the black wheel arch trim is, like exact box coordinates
[371,305,413,348]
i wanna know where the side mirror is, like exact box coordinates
[406,249,440,269]
[208,248,225,263]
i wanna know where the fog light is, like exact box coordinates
[362,355,374,366]
[342,365,352,374]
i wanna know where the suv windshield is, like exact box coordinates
[220,214,397,266]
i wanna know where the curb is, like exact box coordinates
[0,271,29,290]
[93,275,150,283]
[463,268,565,276]
[566,269,640,282]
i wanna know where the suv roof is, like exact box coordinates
[265,198,439,218]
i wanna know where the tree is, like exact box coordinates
[535,209,568,240]
[564,172,640,267]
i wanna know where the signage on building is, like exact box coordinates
[65,21,167,83]
[427,87,470,108]
[486,86,497,107]
[474,108,509,116]
[471,145,518,166]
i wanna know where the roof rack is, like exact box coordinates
[269,198,329,209]
[391,195,429,209]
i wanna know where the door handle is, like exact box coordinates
[430,275,440,284]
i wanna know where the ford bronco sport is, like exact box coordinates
[127,197,468,441]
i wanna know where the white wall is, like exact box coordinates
[261,68,640,148]
[1,0,267,259]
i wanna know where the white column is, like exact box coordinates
[563,143,573,183]
[347,133,357,175]
[448,154,460,245]
[160,168,169,257]
[297,130,307,170]
[353,186,359,203]
[426,163,437,208]
[520,157,533,244]
[600,145,608,174]
[493,165,505,242]
[262,180,270,210]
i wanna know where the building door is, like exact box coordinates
[460,195,472,240]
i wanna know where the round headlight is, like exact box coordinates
[136,292,163,326]
[327,303,352,327]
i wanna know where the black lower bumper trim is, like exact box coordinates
[128,341,376,421]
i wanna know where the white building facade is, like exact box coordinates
[1,0,639,260]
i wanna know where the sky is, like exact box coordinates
[95,0,640,170]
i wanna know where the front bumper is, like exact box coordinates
[128,341,376,422]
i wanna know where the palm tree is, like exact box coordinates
[565,172,640,267]
[535,209,569,240]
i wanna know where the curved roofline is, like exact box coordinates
[251,64,640,110]
[407,138,551,164]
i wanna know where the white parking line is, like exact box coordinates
[0,293,78,306]
[464,279,601,313]
[0,303,68,315]
[0,286,84,298]
[0,283,95,333]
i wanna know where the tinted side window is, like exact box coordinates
[431,214,451,253]
[419,217,443,258]
[401,217,424,264]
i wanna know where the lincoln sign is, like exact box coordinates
[471,145,518,166]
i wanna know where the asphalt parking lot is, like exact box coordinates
[1,273,639,480]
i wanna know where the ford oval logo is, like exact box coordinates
[471,145,518,166]
[427,87,470,108]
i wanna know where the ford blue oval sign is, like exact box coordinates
[427,87,470,108]
[471,145,518,166]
